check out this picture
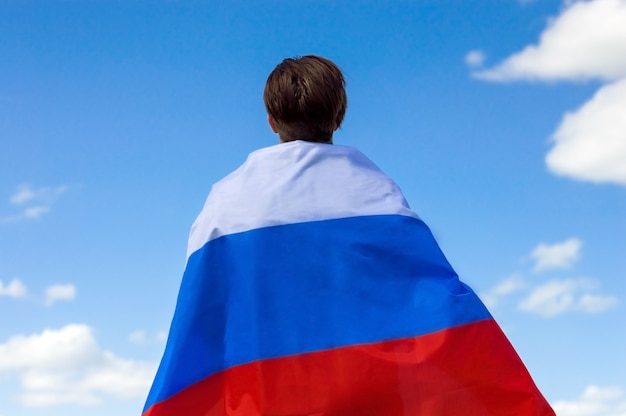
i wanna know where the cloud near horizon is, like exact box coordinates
[44,284,76,306]
[479,274,527,308]
[469,0,626,187]
[0,279,28,298]
[0,324,156,407]
[552,385,626,416]
[127,330,168,345]
[531,237,582,272]
[482,237,618,317]
[518,278,618,317]
[1,184,68,223]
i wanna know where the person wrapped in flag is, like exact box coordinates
[143,55,555,416]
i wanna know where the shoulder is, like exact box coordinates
[187,141,418,257]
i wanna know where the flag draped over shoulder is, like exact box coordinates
[143,141,555,416]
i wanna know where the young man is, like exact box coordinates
[142,56,555,416]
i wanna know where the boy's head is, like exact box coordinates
[264,55,347,144]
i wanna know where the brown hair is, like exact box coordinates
[264,55,347,143]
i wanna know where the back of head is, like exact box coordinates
[264,55,347,144]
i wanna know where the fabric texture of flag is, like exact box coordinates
[143,140,555,416]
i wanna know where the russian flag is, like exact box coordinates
[143,141,555,415]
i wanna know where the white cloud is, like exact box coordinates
[10,186,37,204]
[474,0,626,82]
[518,278,618,317]
[0,279,28,298]
[1,184,68,223]
[128,330,147,345]
[471,0,626,187]
[484,239,619,317]
[9,185,67,206]
[465,50,486,68]
[128,330,169,345]
[480,274,527,308]
[531,237,583,272]
[23,206,50,219]
[44,284,76,306]
[546,78,626,185]
[552,385,626,416]
[578,293,621,313]
[0,324,157,407]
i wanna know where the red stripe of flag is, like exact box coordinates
[144,319,554,416]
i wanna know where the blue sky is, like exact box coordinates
[1,1,625,415]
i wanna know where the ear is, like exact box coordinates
[268,115,278,133]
